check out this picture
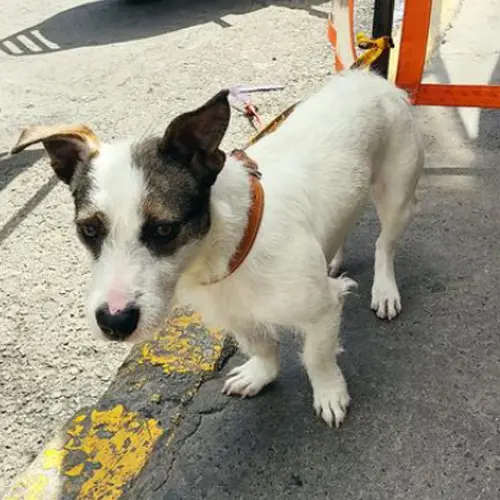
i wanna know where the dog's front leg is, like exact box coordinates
[299,301,350,428]
[222,324,280,398]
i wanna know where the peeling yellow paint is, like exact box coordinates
[4,405,163,500]
[139,308,225,374]
[74,405,163,499]
[64,463,85,477]
[73,414,86,423]
[67,423,85,437]
[42,448,68,470]
[4,306,228,500]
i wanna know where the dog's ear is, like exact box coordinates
[11,124,100,185]
[161,90,231,185]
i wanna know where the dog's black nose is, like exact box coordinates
[95,303,140,340]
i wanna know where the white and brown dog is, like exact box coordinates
[12,70,424,427]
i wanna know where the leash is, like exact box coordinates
[229,84,285,132]
[241,33,394,148]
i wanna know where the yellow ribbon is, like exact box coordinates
[350,33,394,70]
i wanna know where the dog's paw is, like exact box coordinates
[222,356,278,398]
[371,280,402,320]
[312,378,350,428]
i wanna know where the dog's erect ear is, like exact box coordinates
[161,90,231,184]
[11,124,100,185]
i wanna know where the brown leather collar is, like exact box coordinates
[205,149,264,285]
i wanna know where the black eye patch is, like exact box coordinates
[76,216,108,258]
[140,220,182,256]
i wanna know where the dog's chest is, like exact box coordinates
[175,281,248,331]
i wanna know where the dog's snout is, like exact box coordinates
[95,303,140,340]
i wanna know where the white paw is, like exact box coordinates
[222,356,278,398]
[371,279,402,320]
[312,378,350,428]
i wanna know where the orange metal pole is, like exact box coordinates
[416,84,500,108]
[395,0,433,101]
[348,0,357,61]
[395,0,500,108]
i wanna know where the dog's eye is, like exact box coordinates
[75,216,107,259]
[81,223,98,238]
[140,220,182,256]
[142,221,181,244]
[153,221,180,240]
[156,223,174,238]
[77,218,105,242]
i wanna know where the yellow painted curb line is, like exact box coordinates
[4,406,163,500]
[3,307,232,500]
[388,0,464,81]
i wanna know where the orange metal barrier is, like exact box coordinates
[328,0,357,71]
[395,0,500,108]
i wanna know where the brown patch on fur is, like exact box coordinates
[11,123,100,185]
[75,210,107,226]
[11,124,99,153]
[142,197,176,223]
[130,90,232,257]
[132,137,212,257]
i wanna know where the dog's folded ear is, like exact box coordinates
[161,90,231,186]
[11,124,100,185]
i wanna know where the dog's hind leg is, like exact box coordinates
[370,197,409,319]
[370,131,423,320]
[222,324,279,398]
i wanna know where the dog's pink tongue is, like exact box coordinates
[108,290,128,315]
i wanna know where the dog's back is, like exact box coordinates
[247,69,422,262]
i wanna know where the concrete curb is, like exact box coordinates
[2,308,236,500]
[388,0,464,81]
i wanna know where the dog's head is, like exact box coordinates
[11,91,231,342]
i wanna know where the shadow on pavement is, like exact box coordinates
[0,0,327,57]
[0,176,59,245]
[477,53,500,151]
[0,149,44,192]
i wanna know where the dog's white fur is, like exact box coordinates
[169,71,423,426]
[70,70,424,427]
